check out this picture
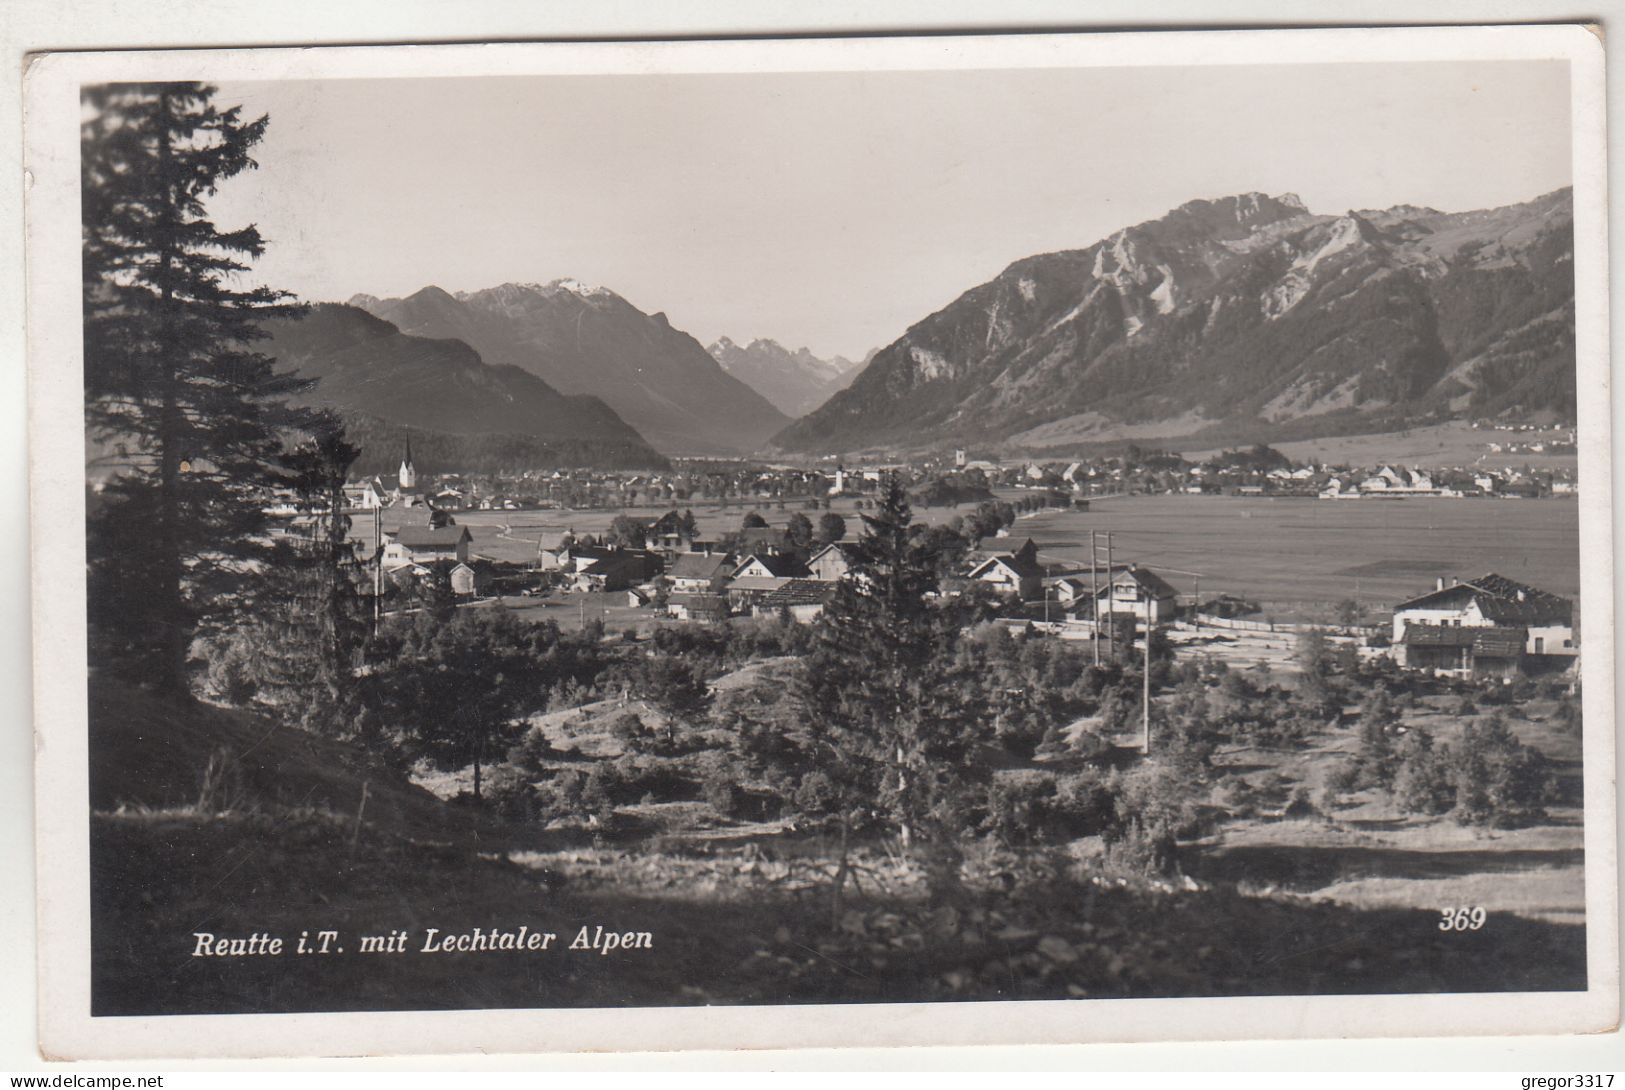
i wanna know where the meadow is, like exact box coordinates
[1016,494,1582,621]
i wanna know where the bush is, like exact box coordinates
[1101,817,1178,878]
[608,711,647,750]
[1390,730,1454,815]
[696,752,744,816]
[1053,768,1117,835]
[792,770,841,816]
[1450,714,1556,827]
[506,727,556,772]
[534,768,589,822]
[1324,757,1362,795]
[982,774,1061,846]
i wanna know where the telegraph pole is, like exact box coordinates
[1143,621,1152,753]
[1089,531,1099,665]
[373,504,383,629]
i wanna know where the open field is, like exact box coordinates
[1017,494,1581,622]
[1179,421,1577,472]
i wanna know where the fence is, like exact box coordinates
[1191,613,1382,638]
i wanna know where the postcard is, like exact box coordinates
[25,25,1616,1059]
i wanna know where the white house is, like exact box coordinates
[1095,566,1180,624]
[1391,573,1576,674]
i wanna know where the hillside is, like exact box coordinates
[354,282,790,456]
[89,675,1584,1016]
[774,189,1575,454]
[262,304,667,470]
[707,336,865,417]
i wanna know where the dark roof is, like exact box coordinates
[1403,624,1527,657]
[810,541,860,562]
[1108,566,1179,598]
[669,552,733,580]
[1472,628,1527,658]
[970,551,1044,580]
[395,525,471,547]
[738,553,812,579]
[581,554,643,577]
[1403,624,1477,647]
[759,579,836,608]
[1394,573,1571,625]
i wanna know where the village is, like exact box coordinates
[324,440,1581,687]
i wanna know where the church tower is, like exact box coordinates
[398,439,417,491]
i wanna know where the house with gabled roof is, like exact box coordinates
[382,525,471,568]
[667,593,731,623]
[725,553,812,608]
[966,538,1044,600]
[667,551,734,594]
[807,541,860,583]
[1095,565,1179,624]
[1391,573,1576,675]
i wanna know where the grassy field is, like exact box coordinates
[1178,421,1578,472]
[1015,494,1581,622]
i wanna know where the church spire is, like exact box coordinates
[399,438,417,491]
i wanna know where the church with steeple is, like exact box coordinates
[398,438,418,492]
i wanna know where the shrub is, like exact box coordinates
[1324,757,1362,795]
[506,727,556,773]
[1450,714,1556,828]
[1101,817,1178,878]
[696,752,744,816]
[981,774,1060,846]
[792,770,841,816]
[608,711,647,750]
[1053,768,1117,836]
[1390,730,1454,816]
[534,768,589,822]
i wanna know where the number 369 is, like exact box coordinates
[1438,906,1487,931]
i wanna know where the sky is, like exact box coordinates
[207,60,1572,361]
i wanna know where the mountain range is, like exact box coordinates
[774,188,1575,454]
[350,281,788,455]
[260,303,667,471]
[706,337,868,418]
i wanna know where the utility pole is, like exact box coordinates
[1090,530,1116,663]
[1142,620,1152,754]
[1089,531,1099,666]
[373,504,382,629]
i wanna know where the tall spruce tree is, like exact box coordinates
[82,82,303,693]
[254,422,370,737]
[793,473,990,911]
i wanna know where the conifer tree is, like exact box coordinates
[793,473,990,911]
[254,422,369,737]
[82,82,304,693]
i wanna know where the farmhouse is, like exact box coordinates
[667,551,733,595]
[383,525,472,568]
[1095,565,1180,624]
[967,539,1044,600]
[807,542,859,582]
[726,553,813,608]
[1391,574,1576,677]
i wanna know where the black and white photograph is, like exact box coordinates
[23,25,1617,1058]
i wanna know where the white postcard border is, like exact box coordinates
[24,25,1617,1060]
